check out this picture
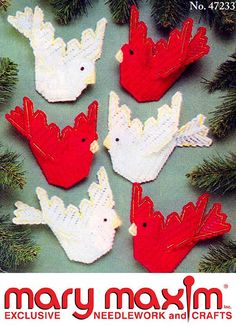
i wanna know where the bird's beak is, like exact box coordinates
[112,215,122,229]
[85,72,96,84]
[115,49,123,63]
[103,135,111,150]
[129,223,137,236]
[90,140,100,154]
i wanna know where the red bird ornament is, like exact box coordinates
[129,184,231,272]
[116,6,210,102]
[6,98,99,189]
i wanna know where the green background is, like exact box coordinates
[0,0,235,273]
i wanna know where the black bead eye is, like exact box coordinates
[81,138,86,142]
[115,138,119,142]
[142,222,147,228]
[129,49,134,55]
[104,218,107,222]
[80,67,85,71]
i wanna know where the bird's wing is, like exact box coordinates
[142,92,182,154]
[80,167,114,213]
[108,91,131,131]
[78,18,107,61]
[152,19,193,77]
[163,194,231,250]
[152,17,207,79]
[36,187,83,236]
[8,6,107,61]
[8,6,56,51]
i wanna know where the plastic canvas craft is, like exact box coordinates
[6,97,99,189]
[129,183,231,272]
[104,91,212,183]
[116,6,210,102]
[8,6,107,102]
[13,167,122,264]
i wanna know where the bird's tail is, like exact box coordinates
[13,201,45,225]
[176,114,212,147]
[6,97,43,140]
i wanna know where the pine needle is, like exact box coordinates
[106,0,140,24]
[149,0,236,33]
[200,0,236,33]
[209,90,236,138]
[150,0,190,29]
[0,145,26,190]
[199,240,236,273]
[0,215,40,272]
[0,58,18,104]
[0,0,10,11]
[204,52,236,93]
[49,0,96,24]
[186,153,236,194]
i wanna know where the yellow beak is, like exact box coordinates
[103,135,111,150]
[90,140,100,154]
[112,215,122,229]
[115,49,123,63]
[85,72,96,84]
[129,223,137,236]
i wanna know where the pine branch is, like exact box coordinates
[150,0,190,29]
[0,144,38,272]
[0,58,18,104]
[106,0,140,24]
[149,0,236,33]
[204,52,236,92]
[0,0,10,11]
[0,215,40,272]
[199,240,236,273]
[200,0,236,33]
[209,89,236,138]
[186,152,236,194]
[0,145,26,190]
[49,0,96,24]
[214,8,236,33]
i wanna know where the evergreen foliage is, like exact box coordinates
[106,0,140,24]
[199,240,236,273]
[0,215,40,272]
[209,90,236,138]
[150,0,189,29]
[186,153,236,194]
[0,145,39,272]
[49,0,96,24]
[0,58,18,104]
[0,145,26,189]
[48,0,236,32]
[0,0,10,11]
[150,0,236,32]
[200,0,236,33]
[203,51,236,138]
[204,52,236,92]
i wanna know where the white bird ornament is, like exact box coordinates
[104,91,212,183]
[13,167,122,264]
[8,6,107,102]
